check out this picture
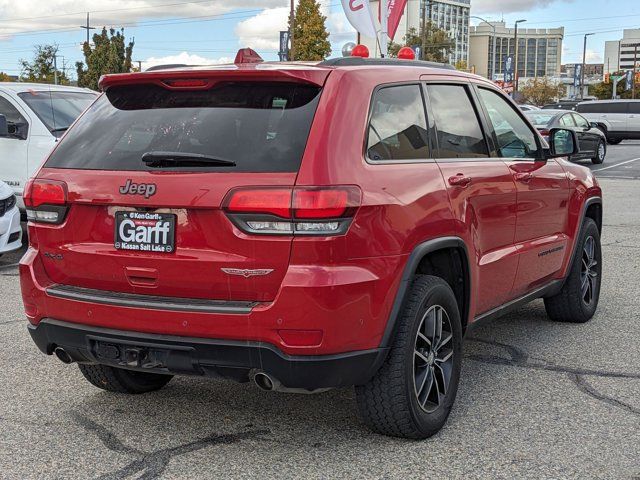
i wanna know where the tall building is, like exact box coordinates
[362,0,470,65]
[604,29,640,73]
[469,22,564,80]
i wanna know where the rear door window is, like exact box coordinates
[45,82,322,172]
[578,102,628,114]
[18,91,96,137]
[366,84,430,161]
[426,84,488,158]
[629,102,640,114]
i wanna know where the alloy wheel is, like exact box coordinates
[598,143,605,161]
[581,235,598,305]
[413,305,454,413]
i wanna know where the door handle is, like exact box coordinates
[514,172,533,183]
[448,174,472,187]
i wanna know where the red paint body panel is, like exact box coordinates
[21,62,602,359]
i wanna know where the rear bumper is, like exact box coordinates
[29,318,387,389]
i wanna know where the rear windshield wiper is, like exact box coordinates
[142,151,237,168]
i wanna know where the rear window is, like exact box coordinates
[17,91,96,137]
[577,102,628,114]
[45,82,321,172]
[524,112,556,126]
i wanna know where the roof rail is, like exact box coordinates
[318,57,455,70]
[145,64,190,72]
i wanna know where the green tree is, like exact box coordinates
[289,0,331,61]
[519,77,565,106]
[0,72,12,82]
[454,60,468,71]
[19,45,69,84]
[589,76,638,100]
[388,24,454,63]
[76,27,134,91]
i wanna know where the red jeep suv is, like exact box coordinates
[20,54,603,439]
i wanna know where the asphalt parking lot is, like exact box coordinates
[1,145,639,479]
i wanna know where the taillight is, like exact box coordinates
[223,186,361,236]
[539,129,550,143]
[23,179,68,224]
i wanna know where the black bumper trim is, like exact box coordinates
[28,319,387,390]
[46,285,256,314]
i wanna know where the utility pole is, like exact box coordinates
[421,0,429,62]
[53,54,58,85]
[513,19,526,94]
[581,33,594,100]
[80,12,96,46]
[380,0,388,57]
[289,0,295,61]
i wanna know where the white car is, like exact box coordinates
[576,99,640,145]
[0,83,97,210]
[0,180,21,255]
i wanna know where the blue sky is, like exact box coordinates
[0,0,638,78]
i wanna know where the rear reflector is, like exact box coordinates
[278,329,323,347]
[223,186,361,236]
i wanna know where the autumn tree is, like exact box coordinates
[520,77,565,106]
[0,72,11,82]
[76,27,134,91]
[388,24,454,63]
[589,76,638,100]
[289,0,331,61]
[19,45,69,84]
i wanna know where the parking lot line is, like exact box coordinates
[593,157,640,172]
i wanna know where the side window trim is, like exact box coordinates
[472,84,544,161]
[422,80,494,162]
[364,81,434,165]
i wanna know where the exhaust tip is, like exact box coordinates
[254,372,274,391]
[54,347,74,364]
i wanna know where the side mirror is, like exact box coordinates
[548,128,579,158]
[0,115,8,137]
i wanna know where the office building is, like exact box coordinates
[469,22,564,80]
[604,29,640,73]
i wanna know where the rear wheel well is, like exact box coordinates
[415,247,470,331]
[585,202,602,233]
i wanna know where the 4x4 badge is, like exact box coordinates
[221,268,274,278]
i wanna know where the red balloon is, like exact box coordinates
[351,44,370,58]
[398,47,416,60]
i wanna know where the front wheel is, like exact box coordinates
[544,218,602,323]
[591,140,606,164]
[356,275,463,439]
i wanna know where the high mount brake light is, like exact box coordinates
[24,179,68,224]
[223,186,361,236]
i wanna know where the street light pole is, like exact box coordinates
[514,19,526,94]
[471,16,496,81]
[581,33,595,100]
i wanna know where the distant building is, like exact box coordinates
[604,29,640,73]
[469,22,563,80]
[362,0,470,65]
[561,64,604,77]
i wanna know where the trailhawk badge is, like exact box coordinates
[221,268,274,278]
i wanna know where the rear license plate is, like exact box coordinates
[114,211,176,253]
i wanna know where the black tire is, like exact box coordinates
[78,364,173,394]
[607,137,622,145]
[355,275,463,439]
[544,218,601,323]
[591,140,606,164]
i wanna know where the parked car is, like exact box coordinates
[576,99,640,145]
[542,100,581,111]
[0,83,97,210]
[524,109,607,164]
[0,180,21,256]
[21,52,603,439]
[518,104,540,111]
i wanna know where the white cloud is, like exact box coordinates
[142,52,233,70]
[471,0,576,15]
[586,49,603,63]
[0,0,284,38]
[235,7,289,51]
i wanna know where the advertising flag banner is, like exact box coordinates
[387,0,408,40]
[342,0,378,38]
